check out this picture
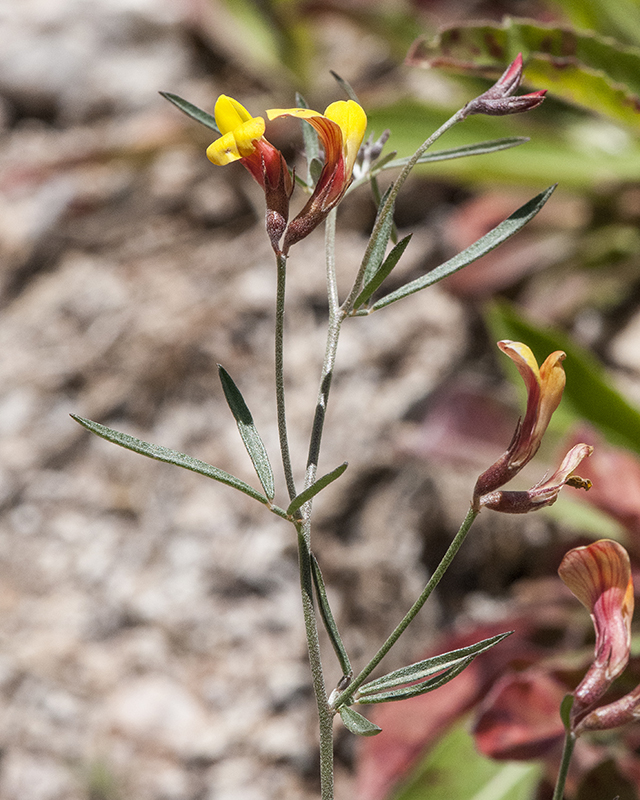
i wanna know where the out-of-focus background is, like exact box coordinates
[5,1,640,798]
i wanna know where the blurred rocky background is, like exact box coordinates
[4,1,640,799]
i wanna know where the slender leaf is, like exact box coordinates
[71,415,271,506]
[330,70,361,103]
[487,301,640,457]
[338,705,382,737]
[369,149,398,173]
[354,234,412,308]
[376,137,530,172]
[311,554,352,677]
[359,185,396,292]
[296,92,320,187]
[159,92,220,133]
[356,656,475,704]
[358,632,511,695]
[286,462,348,517]
[218,366,275,500]
[370,185,555,311]
[366,100,640,189]
[560,693,574,731]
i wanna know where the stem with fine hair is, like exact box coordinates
[342,108,466,315]
[552,731,576,800]
[297,522,334,800]
[275,251,297,501]
[334,505,479,708]
[304,209,344,495]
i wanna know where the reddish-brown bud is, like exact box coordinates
[463,54,546,118]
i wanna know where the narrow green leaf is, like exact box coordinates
[360,194,396,291]
[330,70,360,103]
[356,656,474,704]
[354,234,412,308]
[218,365,275,500]
[371,185,556,311]
[487,301,640,457]
[560,693,574,731]
[311,554,352,678]
[71,415,270,505]
[296,92,320,187]
[338,705,382,737]
[159,92,220,133]
[358,631,511,695]
[376,137,530,172]
[286,462,348,517]
[369,149,398,173]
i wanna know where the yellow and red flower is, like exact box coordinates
[206,95,293,251]
[559,539,634,721]
[267,100,367,251]
[473,341,592,513]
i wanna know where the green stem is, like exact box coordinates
[334,505,479,707]
[275,252,297,501]
[297,522,334,800]
[325,208,340,318]
[342,108,466,315]
[552,731,576,800]
[304,213,344,497]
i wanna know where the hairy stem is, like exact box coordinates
[334,505,479,707]
[343,108,466,315]
[275,252,297,501]
[297,523,334,800]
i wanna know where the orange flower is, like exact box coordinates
[206,95,293,251]
[474,341,568,504]
[559,539,634,720]
[267,100,367,251]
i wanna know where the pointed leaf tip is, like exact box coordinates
[338,705,382,736]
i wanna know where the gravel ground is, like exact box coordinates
[0,2,614,799]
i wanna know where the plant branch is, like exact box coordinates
[552,730,576,800]
[275,251,297,501]
[342,108,466,315]
[334,505,479,708]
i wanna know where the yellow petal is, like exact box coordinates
[266,107,322,121]
[214,95,253,134]
[206,117,266,165]
[207,130,243,165]
[323,100,367,172]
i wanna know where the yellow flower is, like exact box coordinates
[206,95,292,252]
[267,100,367,251]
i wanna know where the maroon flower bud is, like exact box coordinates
[463,54,546,118]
